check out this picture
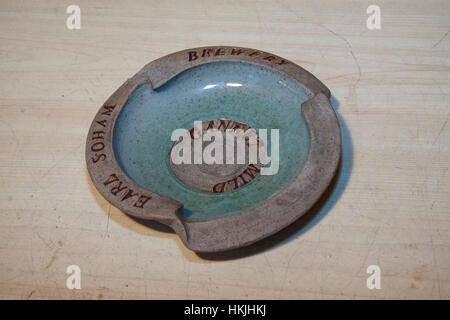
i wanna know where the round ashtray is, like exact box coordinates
[86,46,341,253]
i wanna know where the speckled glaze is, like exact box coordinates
[113,61,312,221]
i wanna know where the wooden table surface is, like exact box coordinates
[0,0,448,299]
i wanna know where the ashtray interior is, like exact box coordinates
[113,61,312,222]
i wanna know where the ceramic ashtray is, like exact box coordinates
[86,46,341,253]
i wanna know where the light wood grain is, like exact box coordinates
[0,0,448,299]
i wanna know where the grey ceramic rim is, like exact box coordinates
[86,46,342,253]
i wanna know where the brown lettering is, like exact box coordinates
[245,164,260,178]
[232,174,248,190]
[91,141,104,152]
[230,48,244,55]
[92,153,106,163]
[201,48,214,57]
[217,120,230,131]
[110,182,127,196]
[121,189,138,201]
[96,119,107,127]
[263,55,276,62]
[104,174,119,186]
[188,51,198,61]
[134,195,152,208]
[215,48,225,56]
[92,131,105,140]
[213,182,226,193]
[101,105,116,116]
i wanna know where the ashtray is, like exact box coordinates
[86,46,341,253]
